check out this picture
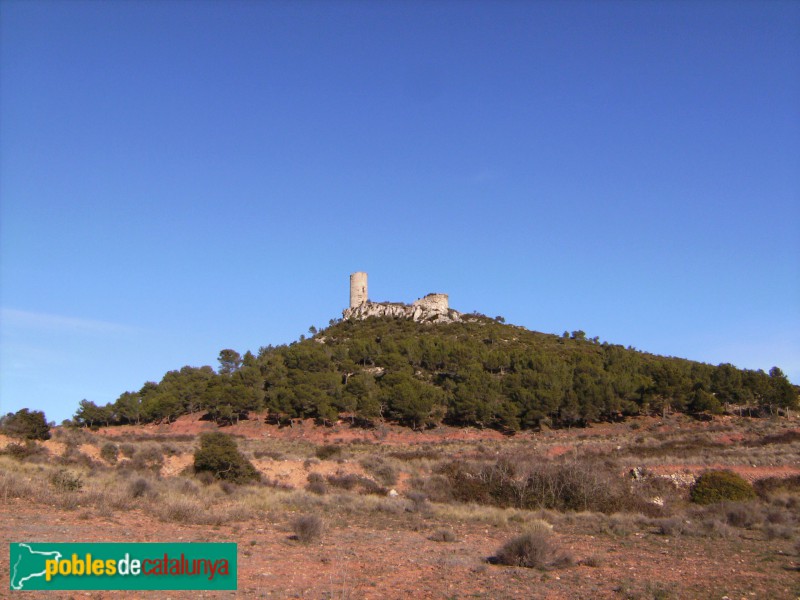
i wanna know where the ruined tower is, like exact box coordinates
[349,272,368,308]
[413,293,449,312]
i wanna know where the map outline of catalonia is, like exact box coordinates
[10,543,62,590]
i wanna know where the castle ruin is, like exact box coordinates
[343,272,460,324]
[413,293,449,313]
[349,272,368,308]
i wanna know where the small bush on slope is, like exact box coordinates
[292,515,323,543]
[690,470,756,505]
[193,432,260,484]
[493,523,573,569]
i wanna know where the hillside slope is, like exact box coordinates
[73,314,798,430]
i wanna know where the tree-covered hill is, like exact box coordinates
[73,314,798,431]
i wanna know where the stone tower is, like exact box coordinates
[350,272,368,308]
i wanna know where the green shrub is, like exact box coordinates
[690,470,756,505]
[193,432,260,484]
[1,408,51,440]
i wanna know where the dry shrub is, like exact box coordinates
[749,430,800,446]
[292,514,323,543]
[306,473,327,495]
[50,468,83,492]
[615,579,678,600]
[129,477,153,499]
[762,524,794,540]
[118,444,165,473]
[654,517,690,536]
[326,473,386,496]
[160,443,180,456]
[54,427,95,447]
[156,496,203,523]
[59,446,97,468]
[53,490,82,511]
[119,443,136,458]
[170,477,200,495]
[428,529,458,542]
[388,449,441,461]
[154,494,247,526]
[0,468,38,501]
[605,513,640,536]
[100,443,119,464]
[2,441,47,462]
[115,433,195,443]
[315,445,341,460]
[325,473,360,490]
[359,456,398,486]
[220,481,238,495]
[493,527,573,570]
[410,474,454,504]
[695,517,736,538]
[438,457,641,514]
[754,475,800,501]
[723,502,762,528]
[632,474,686,508]
[253,449,285,460]
[375,499,404,514]
[581,554,605,567]
[195,470,216,486]
[406,491,430,513]
[765,507,790,524]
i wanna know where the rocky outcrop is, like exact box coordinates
[342,301,463,324]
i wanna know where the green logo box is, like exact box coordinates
[10,542,237,590]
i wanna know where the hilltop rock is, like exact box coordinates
[342,301,463,324]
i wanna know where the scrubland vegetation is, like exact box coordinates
[1,413,799,598]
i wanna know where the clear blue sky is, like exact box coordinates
[1,0,798,423]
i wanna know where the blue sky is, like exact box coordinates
[1,0,798,423]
